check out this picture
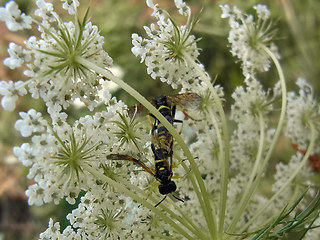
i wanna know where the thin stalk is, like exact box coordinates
[113,175,204,239]
[239,121,316,233]
[207,108,224,174]
[227,112,265,234]
[173,153,210,239]
[257,45,287,176]
[167,197,209,239]
[81,162,195,240]
[76,56,214,238]
[207,107,226,232]
[183,52,230,237]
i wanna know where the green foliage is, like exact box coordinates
[247,190,320,240]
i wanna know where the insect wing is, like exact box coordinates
[127,99,157,119]
[128,93,201,118]
[166,92,201,109]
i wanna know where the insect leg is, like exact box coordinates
[172,194,184,203]
[154,196,167,207]
[176,105,202,121]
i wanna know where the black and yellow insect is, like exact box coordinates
[149,95,184,206]
[108,93,201,206]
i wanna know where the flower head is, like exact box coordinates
[66,191,132,239]
[221,4,279,77]
[285,78,320,151]
[132,0,203,90]
[0,1,113,113]
[231,76,275,125]
[14,100,128,205]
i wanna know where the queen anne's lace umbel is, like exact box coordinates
[0,0,112,114]
[221,4,280,77]
[132,0,203,91]
[0,1,319,239]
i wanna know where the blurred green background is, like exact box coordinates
[0,0,319,239]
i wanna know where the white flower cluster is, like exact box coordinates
[63,191,131,239]
[13,97,130,206]
[132,0,204,91]
[220,4,280,77]
[231,76,275,125]
[286,78,320,151]
[0,0,113,114]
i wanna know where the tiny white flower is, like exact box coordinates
[39,218,62,239]
[0,80,27,111]
[14,100,131,206]
[25,183,46,206]
[15,109,47,137]
[272,153,308,193]
[174,0,190,16]
[253,4,270,20]
[3,42,32,69]
[0,1,32,31]
[35,0,56,22]
[220,4,231,18]
[13,143,35,166]
[1,95,17,111]
[61,0,80,15]
[146,0,157,10]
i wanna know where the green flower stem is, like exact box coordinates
[257,45,287,178]
[173,154,210,239]
[226,111,265,235]
[175,154,204,210]
[184,52,229,237]
[81,162,195,240]
[114,174,204,239]
[76,57,213,238]
[239,121,316,233]
[167,197,209,239]
[207,107,224,184]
